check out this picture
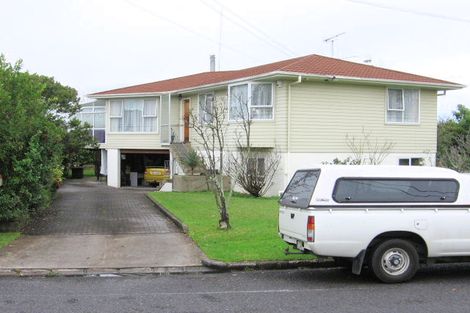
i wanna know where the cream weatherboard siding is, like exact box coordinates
[189,86,283,149]
[288,82,437,154]
[103,133,162,149]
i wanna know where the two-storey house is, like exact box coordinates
[89,54,464,195]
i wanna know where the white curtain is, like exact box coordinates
[251,84,272,106]
[230,84,248,120]
[123,99,143,132]
[388,89,403,110]
[404,90,419,123]
[387,89,419,123]
[110,98,158,132]
[143,99,157,116]
[143,98,157,132]
[251,84,273,120]
[143,117,157,132]
[110,100,122,116]
[199,94,214,123]
[94,113,105,128]
[110,118,121,132]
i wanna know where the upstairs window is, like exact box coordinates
[110,98,159,133]
[199,93,214,123]
[229,83,273,121]
[76,102,106,143]
[386,89,419,124]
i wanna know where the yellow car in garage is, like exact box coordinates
[144,166,170,186]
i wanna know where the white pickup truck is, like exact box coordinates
[279,165,470,283]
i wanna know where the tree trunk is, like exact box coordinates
[213,175,230,229]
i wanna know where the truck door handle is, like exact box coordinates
[290,213,295,219]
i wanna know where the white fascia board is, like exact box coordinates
[274,71,466,90]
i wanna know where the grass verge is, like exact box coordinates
[148,192,315,263]
[0,232,20,250]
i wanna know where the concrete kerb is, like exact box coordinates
[146,192,337,272]
[146,194,189,233]
[0,266,214,277]
[201,258,336,271]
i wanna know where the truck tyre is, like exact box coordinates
[370,239,419,283]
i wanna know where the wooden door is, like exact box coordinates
[183,99,190,143]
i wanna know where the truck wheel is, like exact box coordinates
[370,239,419,283]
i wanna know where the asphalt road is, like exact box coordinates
[1,264,470,313]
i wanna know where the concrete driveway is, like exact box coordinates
[0,179,204,273]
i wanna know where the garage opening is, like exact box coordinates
[120,149,170,187]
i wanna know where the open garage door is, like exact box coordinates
[120,149,170,187]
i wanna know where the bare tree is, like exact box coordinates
[228,91,281,197]
[190,96,231,229]
[346,128,395,165]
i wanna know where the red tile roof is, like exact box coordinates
[92,54,461,96]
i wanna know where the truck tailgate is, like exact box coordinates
[279,206,310,241]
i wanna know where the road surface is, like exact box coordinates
[1,264,470,313]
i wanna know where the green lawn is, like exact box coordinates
[0,232,20,250]
[148,192,315,262]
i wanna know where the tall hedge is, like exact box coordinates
[0,55,84,223]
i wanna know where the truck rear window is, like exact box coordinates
[333,178,459,203]
[280,170,320,209]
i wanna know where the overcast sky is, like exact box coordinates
[1,0,468,119]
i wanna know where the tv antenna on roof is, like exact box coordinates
[323,32,346,57]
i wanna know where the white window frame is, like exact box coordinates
[387,88,405,111]
[143,98,158,117]
[228,82,274,122]
[77,102,107,143]
[109,100,123,118]
[385,88,420,125]
[109,97,160,134]
[399,157,424,166]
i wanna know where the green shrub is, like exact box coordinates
[0,55,85,223]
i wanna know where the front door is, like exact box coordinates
[183,99,190,143]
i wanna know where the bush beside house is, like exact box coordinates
[0,55,93,227]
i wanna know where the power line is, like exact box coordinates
[347,0,470,24]
[211,0,297,55]
[200,0,296,57]
[123,0,263,63]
